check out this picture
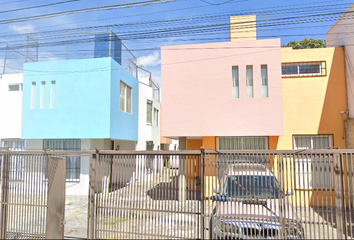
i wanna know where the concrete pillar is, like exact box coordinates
[178,137,187,202]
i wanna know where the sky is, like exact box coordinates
[0,0,352,87]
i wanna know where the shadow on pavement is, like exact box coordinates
[312,206,354,238]
[147,176,201,201]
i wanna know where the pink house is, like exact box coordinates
[161,38,284,146]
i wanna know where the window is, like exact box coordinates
[218,136,267,150]
[1,139,26,181]
[246,66,253,98]
[120,81,132,114]
[41,81,45,109]
[43,139,81,182]
[293,135,333,189]
[146,100,152,124]
[154,108,159,127]
[294,135,331,149]
[261,65,268,98]
[1,139,26,150]
[232,66,239,98]
[50,81,55,108]
[8,84,22,92]
[282,62,325,77]
[31,82,36,109]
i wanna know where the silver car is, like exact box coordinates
[209,164,304,239]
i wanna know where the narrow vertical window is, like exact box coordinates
[147,100,152,124]
[126,85,132,114]
[50,81,56,108]
[246,65,253,98]
[120,81,132,114]
[120,81,125,111]
[156,109,159,127]
[31,82,36,109]
[41,81,45,109]
[261,65,268,98]
[232,66,239,98]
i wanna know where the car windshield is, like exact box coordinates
[223,175,280,199]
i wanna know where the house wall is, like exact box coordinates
[161,38,284,138]
[22,57,139,141]
[110,58,139,141]
[136,77,160,150]
[0,74,23,140]
[22,58,111,139]
[326,3,354,119]
[277,47,347,150]
[277,47,347,206]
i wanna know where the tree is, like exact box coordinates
[282,38,326,49]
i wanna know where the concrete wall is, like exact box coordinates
[161,38,283,137]
[0,74,23,140]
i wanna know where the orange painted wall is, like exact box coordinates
[279,47,347,150]
[279,46,347,206]
[186,139,202,150]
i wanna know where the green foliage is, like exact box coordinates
[282,38,326,49]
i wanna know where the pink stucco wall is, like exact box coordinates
[161,38,284,137]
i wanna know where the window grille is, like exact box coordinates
[43,139,81,182]
[282,62,326,77]
[293,135,333,188]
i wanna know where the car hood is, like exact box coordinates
[218,198,297,221]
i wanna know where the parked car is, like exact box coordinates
[209,164,304,239]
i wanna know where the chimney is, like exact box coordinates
[230,15,256,41]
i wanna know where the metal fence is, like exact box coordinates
[88,149,354,240]
[0,149,354,239]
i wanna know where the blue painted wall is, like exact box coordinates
[22,57,138,140]
[94,33,122,65]
[110,58,139,140]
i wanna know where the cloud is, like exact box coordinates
[9,24,35,34]
[137,51,161,67]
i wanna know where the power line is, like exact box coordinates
[0,0,178,25]
[0,0,80,14]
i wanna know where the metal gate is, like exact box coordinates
[88,149,354,239]
[0,152,66,239]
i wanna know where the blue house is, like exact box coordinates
[0,31,163,195]
[19,33,143,194]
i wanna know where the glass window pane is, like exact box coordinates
[246,66,253,98]
[146,101,152,124]
[50,81,55,108]
[312,136,331,149]
[31,82,36,109]
[120,81,125,111]
[218,136,267,150]
[232,66,239,98]
[8,84,20,91]
[41,81,45,109]
[261,65,268,98]
[299,63,321,74]
[282,64,298,75]
[294,136,311,149]
[126,86,132,114]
